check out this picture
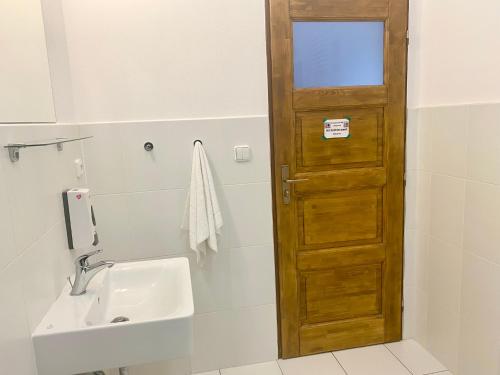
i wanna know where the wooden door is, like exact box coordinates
[267,0,408,358]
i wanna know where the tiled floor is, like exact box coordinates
[196,340,450,375]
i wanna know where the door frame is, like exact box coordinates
[265,0,409,358]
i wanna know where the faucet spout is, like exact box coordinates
[70,251,115,296]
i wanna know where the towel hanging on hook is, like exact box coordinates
[182,140,223,263]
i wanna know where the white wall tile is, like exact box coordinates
[414,287,429,346]
[89,117,271,193]
[402,284,416,339]
[91,193,134,261]
[404,171,418,231]
[416,108,433,172]
[404,230,429,293]
[427,237,463,315]
[0,161,16,271]
[466,103,500,184]
[0,127,56,253]
[192,311,233,373]
[82,118,276,372]
[0,261,38,375]
[429,174,465,247]
[415,171,431,233]
[428,106,469,177]
[124,189,191,256]
[230,245,276,309]
[19,227,60,331]
[189,250,232,314]
[463,181,500,265]
[405,108,419,172]
[222,182,274,249]
[459,252,500,375]
[119,121,192,192]
[0,124,85,375]
[426,301,460,373]
[229,304,278,366]
[80,124,127,195]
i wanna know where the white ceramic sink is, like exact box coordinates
[32,257,193,375]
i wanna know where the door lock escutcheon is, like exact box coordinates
[281,165,309,204]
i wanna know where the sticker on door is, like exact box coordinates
[323,118,350,139]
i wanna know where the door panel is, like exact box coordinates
[299,264,382,324]
[296,108,384,169]
[268,0,407,358]
[299,189,382,247]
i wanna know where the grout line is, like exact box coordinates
[330,352,348,375]
[275,359,285,375]
[423,371,450,375]
[91,180,272,197]
[383,345,415,375]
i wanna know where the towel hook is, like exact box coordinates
[193,140,203,146]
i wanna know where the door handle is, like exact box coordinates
[281,165,309,204]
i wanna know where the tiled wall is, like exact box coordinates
[79,116,278,373]
[404,103,500,375]
[0,124,85,375]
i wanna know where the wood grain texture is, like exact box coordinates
[300,189,382,246]
[293,86,388,110]
[300,264,382,323]
[296,108,383,169]
[267,0,407,358]
[382,0,408,342]
[300,317,385,354]
[267,0,301,357]
[291,0,389,19]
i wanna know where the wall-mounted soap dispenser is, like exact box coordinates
[62,188,99,250]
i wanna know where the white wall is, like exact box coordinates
[404,104,500,375]
[0,0,55,123]
[59,0,269,123]
[406,2,500,374]
[49,0,277,373]
[0,125,85,375]
[408,0,500,108]
[80,117,277,372]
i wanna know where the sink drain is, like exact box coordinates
[110,316,130,323]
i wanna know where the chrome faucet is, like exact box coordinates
[69,249,115,296]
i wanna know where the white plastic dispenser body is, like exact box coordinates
[62,188,98,250]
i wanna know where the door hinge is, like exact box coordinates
[406,30,410,45]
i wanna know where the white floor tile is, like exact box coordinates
[278,353,345,375]
[221,361,282,375]
[334,345,411,375]
[386,340,447,375]
[195,371,220,375]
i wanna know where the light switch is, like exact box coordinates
[234,145,251,162]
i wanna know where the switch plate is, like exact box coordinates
[234,145,251,162]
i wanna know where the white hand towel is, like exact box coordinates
[182,142,223,262]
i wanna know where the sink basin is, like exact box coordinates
[32,257,193,375]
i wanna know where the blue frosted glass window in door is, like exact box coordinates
[293,22,385,88]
